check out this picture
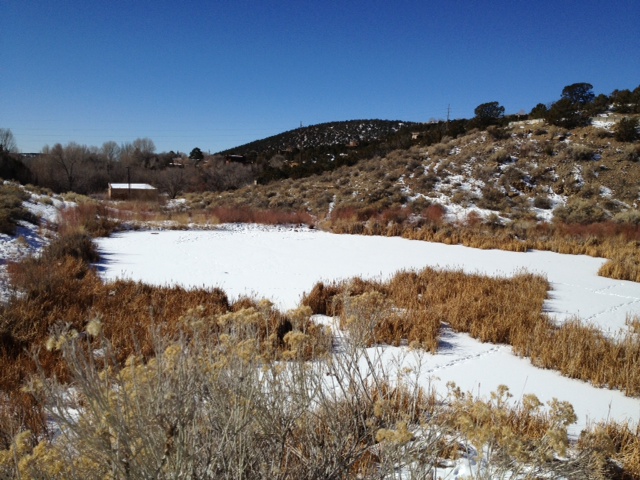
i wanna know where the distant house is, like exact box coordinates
[108,183,158,201]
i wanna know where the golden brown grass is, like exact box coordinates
[579,421,640,479]
[0,229,330,445]
[303,267,640,399]
[304,268,546,353]
[321,216,640,282]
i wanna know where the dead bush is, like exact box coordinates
[565,144,595,161]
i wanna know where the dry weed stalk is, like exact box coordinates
[1,319,618,479]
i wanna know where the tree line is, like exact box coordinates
[0,83,638,198]
[0,133,257,198]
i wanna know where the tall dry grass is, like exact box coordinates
[303,269,546,354]
[208,205,314,226]
[303,267,640,399]
[0,228,330,445]
[105,201,315,229]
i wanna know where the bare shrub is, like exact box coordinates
[477,185,509,211]
[209,206,313,226]
[613,209,640,225]
[58,202,119,237]
[431,142,448,156]
[487,125,510,140]
[4,320,445,479]
[0,183,36,235]
[565,144,595,161]
[553,199,609,224]
[1,321,611,479]
[622,144,640,162]
[423,204,446,224]
[489,150,512,164]
[533,195,553,209]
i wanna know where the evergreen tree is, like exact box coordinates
[189,147,204,162]
[561,82,595,106]
[615,117,639,142]
[529,103,548,119]
[473,102,505,128]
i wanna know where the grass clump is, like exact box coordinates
[304,268,640,399]
[304,269,547,354]
[0,183,36,235]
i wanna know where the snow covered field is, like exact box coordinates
[95,224,640,436]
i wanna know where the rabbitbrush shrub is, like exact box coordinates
[0,320,612,479]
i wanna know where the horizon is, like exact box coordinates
[2,0,639,154]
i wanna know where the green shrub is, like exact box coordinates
[615,117,639,142]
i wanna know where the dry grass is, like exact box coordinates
[0,229,330,445]
[0,183,36,235]
[321,216,640,283]
[579,421,640,479]
[303,267,640,400]
[0,321,612,479]
[57,202,120,237]
[303,268,546,354]
[208,205,314,226]
[1,225,638,477]
[105,200,315,229]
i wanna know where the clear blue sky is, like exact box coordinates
[2,0,639,154]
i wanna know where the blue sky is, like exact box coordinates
[2,0,639,154]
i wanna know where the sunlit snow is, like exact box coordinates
[95,224,640,436]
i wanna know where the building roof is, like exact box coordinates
[109,183,157,190]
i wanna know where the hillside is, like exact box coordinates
[187,115,640,227]
[218,119,418,155]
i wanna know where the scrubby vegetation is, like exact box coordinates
[2,322,614,479]
[1,82,640,478]
[0,204,330,446]
[1,213,640,476]
[0,184,36,235]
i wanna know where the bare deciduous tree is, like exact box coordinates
[0,128,18,153]
[101,141,120,162]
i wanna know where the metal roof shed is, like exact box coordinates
[108,183,158,201]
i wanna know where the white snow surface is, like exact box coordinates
[95,224,640,436]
